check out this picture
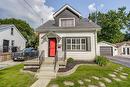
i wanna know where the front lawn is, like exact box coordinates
[0,64,36,87]
[48,62,130,87]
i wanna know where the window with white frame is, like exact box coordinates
[66,37,91,51]
[59,18,75,27]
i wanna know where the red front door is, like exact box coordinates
[49,38,56,57]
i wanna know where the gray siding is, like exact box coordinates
[54,8,80,26]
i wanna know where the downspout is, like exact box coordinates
[94,31,97,58]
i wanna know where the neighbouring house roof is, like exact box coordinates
[53,4,82,17]
[0,24,27,42]
[115,41,130,48]
[36,19,101,32]
[0,24,12,31]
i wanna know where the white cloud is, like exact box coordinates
[0,0,54,28]
[100,4,104,8]
[88,3,97,13]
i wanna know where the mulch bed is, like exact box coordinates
[58,61,95,72]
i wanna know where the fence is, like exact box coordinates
[0,52,12,62]
[0,46,19,53]
[12,51,39,60]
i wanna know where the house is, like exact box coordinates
[115,41,130,56]
[36,4,101,61]
[97,41,117,56]
[0,24,26,53]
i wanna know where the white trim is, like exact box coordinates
[59,17,75,27]
[53,4,82,17]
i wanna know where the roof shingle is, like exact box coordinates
[36,18,101,32]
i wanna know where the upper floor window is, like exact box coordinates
[11,28,14,35]
[59,18,75,27]
[11,40,14,46]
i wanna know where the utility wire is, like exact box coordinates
[23,0,41,18]
[23,0,43,23]
[18,0,35,16]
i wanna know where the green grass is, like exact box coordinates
[48,62,130,87]
[0,64,37,87]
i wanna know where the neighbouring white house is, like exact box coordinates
[0,24,26,53]
[36,4,101,61]
[97,41,117,56]
[115,41,130,56]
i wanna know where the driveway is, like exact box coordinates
[107,56,130,68]
[0,60,22,70]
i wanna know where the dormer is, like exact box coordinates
[53,4,82,27]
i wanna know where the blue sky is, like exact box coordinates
[46,0,130,17]
[0,0,130,28]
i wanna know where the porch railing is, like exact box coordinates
[39,50,45,66]
[54,50,58,71]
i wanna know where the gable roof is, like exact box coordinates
[98,41,116,47]
[0,24,12,31]
[115,41,130,47]
[53,4,82,17]
[36,19,101,32]
[0,24,26,41]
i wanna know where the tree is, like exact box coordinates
[89,7,130,43]
[0,18,38,48]
[124,31,130,41]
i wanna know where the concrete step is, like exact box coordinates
[41,64,54,67]
[24,66,39,69]
[40,66,54,71]
[44,57,54,64]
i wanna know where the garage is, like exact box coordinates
[97,41,116,56]
[100,46,113,56]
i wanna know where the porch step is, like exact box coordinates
[40,66,54,71]
[44,57,54,64]
[24,66,40,69]
[23,59,40,70]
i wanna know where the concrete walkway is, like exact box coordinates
[31,58,57,87]
[0,60,21,70]
[31,79,51,87]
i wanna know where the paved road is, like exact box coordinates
[107,56,130,68]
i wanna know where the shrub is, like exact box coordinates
[95,56,109,66]
[67,58,74,64]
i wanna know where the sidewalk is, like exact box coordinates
[0,60,22,70]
